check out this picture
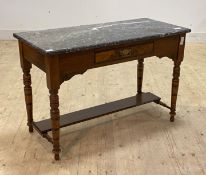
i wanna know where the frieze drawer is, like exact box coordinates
[95,42,154,63]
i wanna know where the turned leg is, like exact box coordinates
[45,55,61,160]
[170,34,186,122]
[137,58,144,94]
[170,61,182,122]
[49,89,61,160]
[22,62,33,132]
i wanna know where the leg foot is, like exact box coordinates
[54,154,60,160]
[170,113,175,122]
[170,117,175,122]
[29,126,33,133]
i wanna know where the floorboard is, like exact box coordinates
[0,41,206,175]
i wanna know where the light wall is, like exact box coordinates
[1,0,206,39]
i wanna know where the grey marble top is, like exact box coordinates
[13,18,191,55]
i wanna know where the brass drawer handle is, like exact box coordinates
[119,48,132,58]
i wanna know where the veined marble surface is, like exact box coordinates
[13,18,191,55]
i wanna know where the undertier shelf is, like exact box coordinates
[33,92,160,134]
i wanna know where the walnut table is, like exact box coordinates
[13,18,191,160]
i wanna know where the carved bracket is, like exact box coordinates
[60,69,89,83]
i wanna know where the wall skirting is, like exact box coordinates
[0,29,206,42]
[0,30,25,40]
[186,33,206,42]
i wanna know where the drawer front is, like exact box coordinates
[95,43,153,63]
[95,50,118,63]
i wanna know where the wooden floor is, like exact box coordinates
[0,41,206,175]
